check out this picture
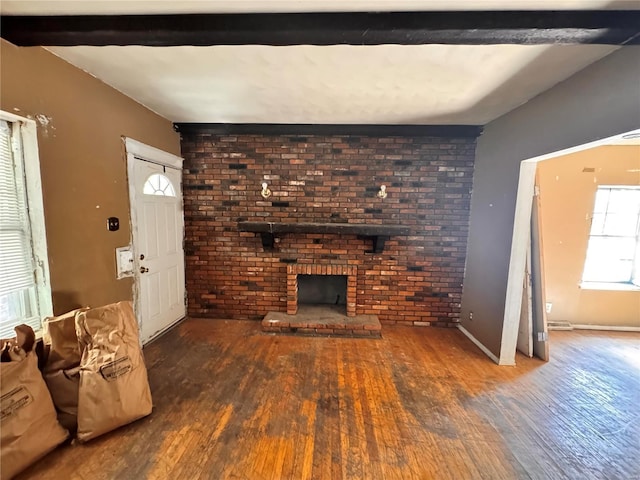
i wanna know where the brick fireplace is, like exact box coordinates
[181,132,476,327]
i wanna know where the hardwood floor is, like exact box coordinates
[17,321,640,480]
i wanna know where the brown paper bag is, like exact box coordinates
[43,308,86,371]
[42,308,88,431]
[42,366,81,432]
[75,301,152,442]
[1,327,68,479]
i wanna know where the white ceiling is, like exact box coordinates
[46,44,617,124]
[2,0,639,15]
[3,0,629,125]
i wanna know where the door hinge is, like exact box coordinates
[534,185,541,197]
[537,331,548,342]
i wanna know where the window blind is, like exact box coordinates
[0,119,34,297]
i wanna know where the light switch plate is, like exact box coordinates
[116,246,134,279]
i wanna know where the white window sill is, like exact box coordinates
[580,282,640,291]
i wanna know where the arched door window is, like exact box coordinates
[143,173,176,197]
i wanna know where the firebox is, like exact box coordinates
[287,264,357,317]
[298,274,347,314]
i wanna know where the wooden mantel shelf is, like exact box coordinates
[238,221,410,253]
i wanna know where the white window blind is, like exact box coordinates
[0,119,41,338]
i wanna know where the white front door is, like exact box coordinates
[131,155,185,344]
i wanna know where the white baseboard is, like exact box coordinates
[458,325,502,365]
[548,321,573,331]
[571,324,640,332]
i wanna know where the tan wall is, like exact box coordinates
[537,145,640,327]
[0,41,181,314]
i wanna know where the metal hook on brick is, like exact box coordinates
[261,182,272,199]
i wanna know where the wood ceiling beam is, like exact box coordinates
[173,123,483,138]
[1,11,639,46]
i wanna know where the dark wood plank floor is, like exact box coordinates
[17,320,640,480]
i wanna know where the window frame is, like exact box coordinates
[580,185,640,291]
[0,110,52,334]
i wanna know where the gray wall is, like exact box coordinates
[461,46,640,359]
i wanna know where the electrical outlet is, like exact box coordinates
[545,302,552,314]
[469,311,473,321]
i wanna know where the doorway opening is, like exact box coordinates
[503,128,640,364]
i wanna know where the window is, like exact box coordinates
[0,112,51,338]
[582,186,640,288]
[143,173,176,197]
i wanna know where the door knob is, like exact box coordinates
[140,266,149,273]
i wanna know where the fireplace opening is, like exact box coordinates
[297,274,347,315]
[287,265,356,317]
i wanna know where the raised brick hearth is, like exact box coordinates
[182,133,476,327]
[262,305,381,338]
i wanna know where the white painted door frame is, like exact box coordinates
[499,128,640,365]
[124,137,185,343]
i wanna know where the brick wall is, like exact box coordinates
[181,133,476,327]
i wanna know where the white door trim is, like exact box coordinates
[499,128,640,365]
[124,137,183,169]
[124,137,185,343]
